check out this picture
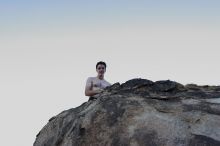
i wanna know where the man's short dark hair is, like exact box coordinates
[96,61,107,69]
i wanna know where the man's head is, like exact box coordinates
[96,61,107,78]
[96,61,106,69]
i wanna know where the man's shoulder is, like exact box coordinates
[87,77,96,81]
[103,79,111,85]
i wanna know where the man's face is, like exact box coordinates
[96,64,106,76]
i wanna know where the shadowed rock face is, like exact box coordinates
[34,78,220,146]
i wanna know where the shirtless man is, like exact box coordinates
[85,61,111,100]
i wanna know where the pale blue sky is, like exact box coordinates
[0,1,220,146]
[1,0,220,35]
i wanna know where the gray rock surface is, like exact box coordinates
[34,78,220,146]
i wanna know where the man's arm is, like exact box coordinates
[85,79,102,96]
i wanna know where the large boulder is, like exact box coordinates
[34,78,220,146]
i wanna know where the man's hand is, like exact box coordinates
[93,87,103,94]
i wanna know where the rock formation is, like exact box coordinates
[34,78,220,146]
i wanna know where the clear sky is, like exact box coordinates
[1,1,220,146]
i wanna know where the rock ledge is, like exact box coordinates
[34,78,220,146]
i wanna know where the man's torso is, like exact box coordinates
[88,77,111,89]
